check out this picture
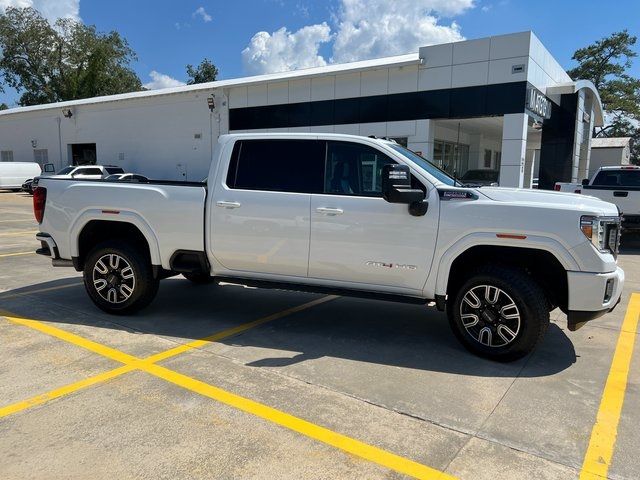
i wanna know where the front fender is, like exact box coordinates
[428,232,580,297]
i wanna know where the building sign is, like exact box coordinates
[526,87,552,120]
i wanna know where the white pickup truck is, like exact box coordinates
[581,166,640,232]
[33,133,624,361]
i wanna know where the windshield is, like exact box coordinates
[387,144,460,186]
[106,167,125,174]
[57,166,74,175]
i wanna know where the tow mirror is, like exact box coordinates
[581,179,589,186]
[43,163,55,173]
[382,164,428,216]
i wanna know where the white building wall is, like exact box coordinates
[0,92,218,181]
[588,146,631,177]
[0,31,582,189]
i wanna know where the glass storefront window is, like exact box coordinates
[433,140,470,177]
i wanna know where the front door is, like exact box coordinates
[210,139,325,277]
[309,141,439,293]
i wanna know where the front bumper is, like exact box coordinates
[565,266,625,331]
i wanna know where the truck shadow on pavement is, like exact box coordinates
[1,276,577,378]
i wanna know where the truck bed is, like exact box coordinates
[37,178,207,269]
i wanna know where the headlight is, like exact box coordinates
[580,215,621,257]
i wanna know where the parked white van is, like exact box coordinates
[0,162,42,191]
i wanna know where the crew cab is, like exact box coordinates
[33,133,624,361]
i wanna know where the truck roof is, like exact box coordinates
[597,165,640,171]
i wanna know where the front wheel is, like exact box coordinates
[83,241,159,315]
[448,266,549,362]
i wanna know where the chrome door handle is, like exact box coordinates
[316,207,343,216]
[216,200,241,209]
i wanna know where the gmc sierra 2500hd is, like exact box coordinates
[33,133,624,361]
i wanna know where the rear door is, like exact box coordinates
[210,139,324,277]
[309,140,439,293]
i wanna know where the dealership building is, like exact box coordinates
[0,31,604,189]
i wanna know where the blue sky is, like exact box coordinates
[1,0,639,105]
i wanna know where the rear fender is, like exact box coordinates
[69,209,162,266]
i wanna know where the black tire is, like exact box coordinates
[182,272,215,284]
[447,265,549,362]
[83,240,159,315]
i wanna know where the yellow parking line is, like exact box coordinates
[0,365,135,418]
[3,314,141,365]
[142,360,454,480]
[580,293,640,480]
[146,295,337,363]
[0,251,34,258]
[0,282,83,299]
[1,301,455,479]
[0,296,334,416]
[0,230,38,237]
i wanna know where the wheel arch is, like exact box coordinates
[73,214,161,271]
[434,235,577,311]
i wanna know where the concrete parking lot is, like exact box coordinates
[0,190,638,480]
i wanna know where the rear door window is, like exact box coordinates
[227,139,325,194]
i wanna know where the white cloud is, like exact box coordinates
[331,0,471,63]
[242,0,474,74]
[193,6,212,22]
[0,0,80,22]
[242,23,331,75]
[143,71,186,90]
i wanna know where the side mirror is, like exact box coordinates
[382,164,427,216]
[581,179,589,186]
[43,163,55,173]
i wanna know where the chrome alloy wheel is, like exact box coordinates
[459,285,521,348]
[92,254,136,304]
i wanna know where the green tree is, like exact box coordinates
[568,30,640,162]
[186,58,219,85]
[0,103,8,110]
[0,7,143,106]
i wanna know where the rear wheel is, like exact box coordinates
[83,241,159,314]
[447,265,549,362]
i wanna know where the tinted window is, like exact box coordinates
[106,167,125,174]
[57,166,74,174]
[592,170,640,187]
[227,140,324,193]
[325,141,395,197]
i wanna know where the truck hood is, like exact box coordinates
[477,187,619,215]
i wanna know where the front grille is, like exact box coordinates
[605,220,621,258]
